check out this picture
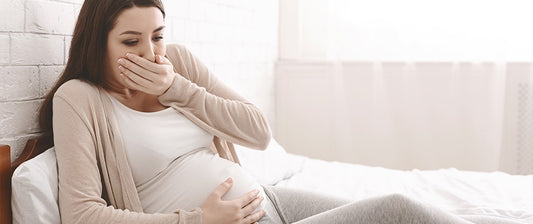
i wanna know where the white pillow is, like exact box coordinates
[11,147,60,224]
[234,138,305,185]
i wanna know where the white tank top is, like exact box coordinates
[106,91,214,186]
[105,92,280,220]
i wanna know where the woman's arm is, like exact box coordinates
[118,44,271,149]
[52,92,201,224]
[159,44,271,150]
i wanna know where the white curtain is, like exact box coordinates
[300,0,533,61]
[278,0,533,173]
[331,62,507,172]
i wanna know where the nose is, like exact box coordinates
[138,41,156,62]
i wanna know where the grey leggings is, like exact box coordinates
[261,186,521,224]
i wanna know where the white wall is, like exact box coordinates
[275,61,514,172]
[0,0,279,162]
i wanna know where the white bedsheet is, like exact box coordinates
[272,155,533,223]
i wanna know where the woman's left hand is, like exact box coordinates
[117,53,175,96]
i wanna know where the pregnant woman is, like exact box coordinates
[39,0,483,223]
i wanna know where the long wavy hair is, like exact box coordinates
[38,0,165,139]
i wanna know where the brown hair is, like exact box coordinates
[38,0,165,138]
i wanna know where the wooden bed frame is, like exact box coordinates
[0,136,53,224]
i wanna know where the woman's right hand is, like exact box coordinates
[201,178,266,224]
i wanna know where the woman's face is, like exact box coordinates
[105,6,166,89]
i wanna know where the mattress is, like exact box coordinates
[234,141,533,223]
[275,156,533,223]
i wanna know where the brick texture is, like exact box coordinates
[0,0,25,32]
[0,100,42,139]
[0,66,40,101]
[11,33,64,65]
[39,65,64,97]
[0,34,9,64]
[26,0,78,35]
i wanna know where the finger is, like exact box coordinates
[156,54,172,65]
[241,195,264,215]
[155,55,162,64]
[236,189,260,208]
[118,58,158,82]
[126,53,163,73]
[212,178,233,199]
[242,210,266,224]
[120,66,153,88]
[121,73,149,92]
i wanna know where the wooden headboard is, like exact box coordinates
[0,136,53,224]
[0,144,11,224]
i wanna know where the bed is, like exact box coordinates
[1,137,53,224]
[2,137,533,223]
[235,141,533,223]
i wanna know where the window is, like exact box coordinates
[280,0,533,61]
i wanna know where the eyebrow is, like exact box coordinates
[120,26,165,35]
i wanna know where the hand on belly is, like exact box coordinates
[187,151,264,203]
[201,177,267,224]
[139,149,266,213]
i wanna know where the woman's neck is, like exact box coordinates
[103,80,167,112]
[103,79,144,100]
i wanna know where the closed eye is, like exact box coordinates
[122,40,138,46]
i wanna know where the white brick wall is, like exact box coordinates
[26,0,78,35]
[0,101,42,137]
[39,65,64,97]
[0,66,40,101]
[11,33,65,65]
[0,0,25,32]
[0,0,278,162]
[0,34,9,64]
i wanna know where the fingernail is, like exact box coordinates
[118,65,124,71]
[117,58,124,64]
[226,177,233,183]
[126,53,133,58]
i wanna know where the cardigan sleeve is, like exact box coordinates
[53,91,202,224]
[159,44,271,150]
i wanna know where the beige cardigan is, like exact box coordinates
[52,44,271,224]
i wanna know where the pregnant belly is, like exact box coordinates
[137,148,264,213]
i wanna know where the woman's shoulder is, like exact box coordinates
[54,79,100,102]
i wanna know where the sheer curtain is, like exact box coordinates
[300,0,533,61]
[278,0,533,173]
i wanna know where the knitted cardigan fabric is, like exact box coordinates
[52,44,271,223]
